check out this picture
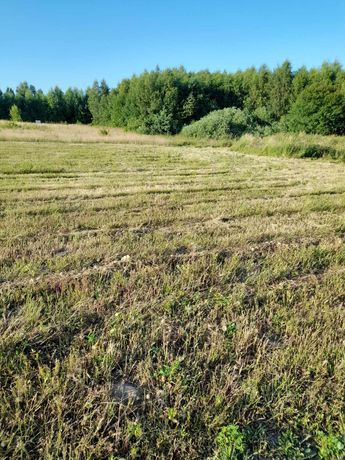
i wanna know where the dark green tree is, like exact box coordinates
[47,86,66,122]
[87,80,110,125]
[268,61,293,120]
[287,82,345,135]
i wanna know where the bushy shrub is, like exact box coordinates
[181,107,255,139]
[9,104,22,122]
[141,109,176,134]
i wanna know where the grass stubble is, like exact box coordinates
[0,124,344,459]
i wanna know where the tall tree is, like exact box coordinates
[287,81,345,135]
[268,61,293,120]
[47,86,66,122]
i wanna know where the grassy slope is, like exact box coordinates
[231,133,345,161]
[0,129,345,458]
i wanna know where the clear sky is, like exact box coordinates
[1,0,345,91]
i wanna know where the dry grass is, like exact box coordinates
[0,121,171,145]
[0,129,345,459]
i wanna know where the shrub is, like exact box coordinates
[142,108,175,134]
[9,104,22,122]
[181,108,254,139]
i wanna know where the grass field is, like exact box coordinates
[0,126,345,459]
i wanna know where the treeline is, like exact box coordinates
[87,61,345,136]
[1,61,345,135]
[0,82,91,124]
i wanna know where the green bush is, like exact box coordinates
[9,104,22,122]
[181,108,255,139]
[142,108,176,134]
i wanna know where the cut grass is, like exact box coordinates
[0,130,345,459]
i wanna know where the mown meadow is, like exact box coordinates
[0,124,344,459]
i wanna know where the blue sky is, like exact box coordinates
[1,0,345,91]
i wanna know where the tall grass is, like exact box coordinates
[232,133,345,161]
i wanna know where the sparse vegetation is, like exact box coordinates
[0,124,344,458]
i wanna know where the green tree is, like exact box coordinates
[9,104,22,122]
[287,82,345,135]
[64,88,91,124]
[15,82,49,121]
[47,86,66,122]
[87,80,110,125]
[292,66,311,98]
[244,65,271,113]
[268,60,293,120]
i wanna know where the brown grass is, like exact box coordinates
[0,121,171,144]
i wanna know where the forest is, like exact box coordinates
[1,61,345,137]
